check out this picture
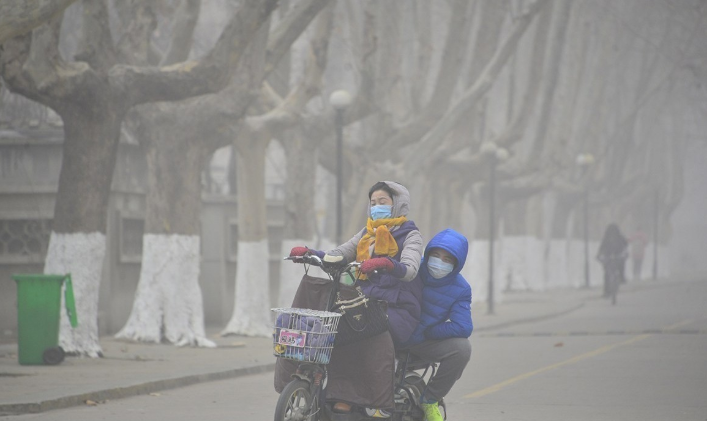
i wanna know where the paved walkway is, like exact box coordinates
[0,285,616,415]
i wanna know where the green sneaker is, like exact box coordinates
[421,401,443,421]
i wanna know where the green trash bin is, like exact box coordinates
[12,274,78,365]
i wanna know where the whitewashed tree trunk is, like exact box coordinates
[116,235,215,347]
[157,235,212,347]
[278,238,314,308]
[222,141,272,337]
[545,239,570,289]
[117,100,213,346]
[278,238,335,308]
[524,237,545,291]
[117,1,329,343]
[47,232,105,358]
[223,240,272,336]
[498,236,530,291]
[567,239,585,288]
[497,236,548,292]
[45,107,122,357]
[567,238,603,288]
[280,128,322,308]
[462,241,486,305]
[464,239,505,305]
[642,244,670,279]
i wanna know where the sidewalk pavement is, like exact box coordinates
[0,285,606,416]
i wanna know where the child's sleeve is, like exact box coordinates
[425,285,473,339]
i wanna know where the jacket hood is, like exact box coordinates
[367,181,411,219]
[420,229,468,286]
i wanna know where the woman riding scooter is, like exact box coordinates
[281,181,424,418]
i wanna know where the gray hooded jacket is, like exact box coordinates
[327,181,423,281]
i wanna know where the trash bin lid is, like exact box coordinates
[12,274,66,283]
[12,274,78,328]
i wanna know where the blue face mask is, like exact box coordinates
[370,205,393,220]
[427,256,454,279]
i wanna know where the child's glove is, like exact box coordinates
[360,257,394,274]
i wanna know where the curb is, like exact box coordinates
[0,363,275,416]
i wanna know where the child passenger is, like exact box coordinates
[400,228,473,421]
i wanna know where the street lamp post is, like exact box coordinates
[576,153,594,288]
[582,184,589,288]
[329,90,352,245]
[652,187,659,280]
[481,142,508,315]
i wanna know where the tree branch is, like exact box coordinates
[264,0,331,77]
[376,0,474,154]
[245,2,333,136]
[160,0,200,66]
[74,0,117,73]
[23,15,64,91]
[115,1,158,66]
[0,14,93,105]
[422,2,553,172]
[115,0,279,106]
[178,0,332,136]
[402,0,549,170]
[0,0,77,44]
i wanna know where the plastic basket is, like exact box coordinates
[271,308,341,364]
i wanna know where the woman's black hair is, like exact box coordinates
[368,181,396,199]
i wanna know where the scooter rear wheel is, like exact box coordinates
[396,373,426,421]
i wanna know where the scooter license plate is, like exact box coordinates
[278,329,307,348]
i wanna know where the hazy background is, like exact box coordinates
[1,0,706,348]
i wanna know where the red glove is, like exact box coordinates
[360,257,394,274]
[289,246,309,257]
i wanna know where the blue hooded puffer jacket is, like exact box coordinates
[402,229,473,347]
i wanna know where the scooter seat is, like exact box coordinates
[395,351,433,371]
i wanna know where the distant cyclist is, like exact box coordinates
[597,223,628,297]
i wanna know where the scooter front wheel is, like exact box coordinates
[274,379,318,421]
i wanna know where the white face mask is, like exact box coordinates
[427,256,454,279]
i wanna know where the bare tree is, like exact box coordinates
[0,0,278,356]
[222,2,333,336]
[115,0,332,342]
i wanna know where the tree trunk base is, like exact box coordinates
[45,232,106,358]
[116,234,215,347]
[222,240,271,337]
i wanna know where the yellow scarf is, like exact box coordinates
[356,216,407,279]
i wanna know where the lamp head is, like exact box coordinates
[576,153,594,166]
[329,90,352,110]
[480,141,498,157]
